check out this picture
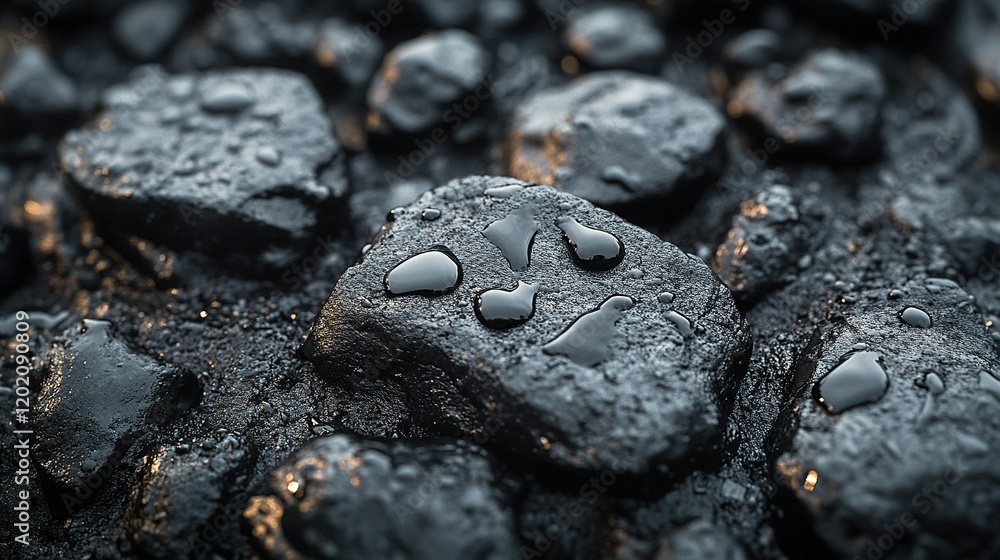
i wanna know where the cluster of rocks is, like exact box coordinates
[1,0,999,559]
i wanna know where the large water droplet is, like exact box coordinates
[899,306,932,328]
[542,295,634,366]
[421,208,441,221]
[482,205,538,271]
[383,246,462,297]
[664,310,694,337]
[813,351,889,414]
[474,281,539,329]
[556,216,625,271]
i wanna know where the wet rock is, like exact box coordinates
[367,30,492,135]
[59,69,348,272]
[122,432,253,559]
[563,4,666,73]
[730,49,886,163]
[315,18,385,88]
[113,0,189,61]
[722,29,782,80]
[35,320,202,509]
[711,185,819,304]
[0,45,82,141]
[774,278,1000,558]
[243,433,518,560]
[414,0,482,27]
[653,519,747,560]
[500,72,726,214]
[794,0,954,27]
[946,217,1000,279]
[305,176,752,473]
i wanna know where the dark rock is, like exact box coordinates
[35,320,202,510]
[653,519,747,560]
[793,0,954,27]
[414,0,482,28]
[243,433,519,560]
[563,4,666,73]
[305,176,752,473]
[946,217,1000,279]
[711,185,820,304]
[774,278,1000,558]
[122,432,253,560]
[113,0,189,61]
[315,18,385,88]
[59,68,348,272]
[367,30,492,135]
[730,49,886,163]
[722,29,783,79]
[0,45,82,141]
[499,72,726,214]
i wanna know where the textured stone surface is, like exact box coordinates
[305,175,752,473]
[60,68,347,271]
[243,433,519,560]
[500,72,726,212]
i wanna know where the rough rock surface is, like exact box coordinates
[367,30,492,135]
[500,72,726,214]
[730,49,886,163]
[563,4,666,73]
[243,433,519,560]
[305,175,752,473]
[60,68,347,271]
[774,278,1000,559]
[35,320,202,509]
[122,431,253,559]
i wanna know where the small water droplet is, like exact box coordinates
[421,208,441,221]
[813,351,889,414]
[556,216,625,271]
[657,292,674,304]
[474,281,539,329]
[979,370,1000,402]
[664,310,694,337]
[200,81,255,112]
[899,307,931,328]
[887,289,904,300]
[483,184,524,198]
[542,295,634,366]
[626,269,643,279]
[386,207,405,222]
[256,146,281,166]
[915,372,945,426]
[383,246,462,297]
[482,205,539,271]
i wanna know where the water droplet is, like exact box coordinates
[887,289,904,300]
[256,146,281,166]
[899,306,931,328]
[657,292,674,304]
[200,81,255,112]
[483,184,524,198]
[383,246,462,297]
[626,269,643,279]
[556,216,625,271]
[813,351,889,414]
[421,208,441,221]
[664,310,694,337]
[386,207,405,222]
[979,370,1000,402]
[915,372,945,426]
[542,295,634,366]
[0,310,75,336]
[474,281,539,329]
[482,205,538,271]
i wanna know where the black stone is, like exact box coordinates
[305,176,752,473]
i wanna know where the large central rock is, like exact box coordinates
[305,176,751,473]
